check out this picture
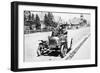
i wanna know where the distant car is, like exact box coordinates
[37,30,73,58]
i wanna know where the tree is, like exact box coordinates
[44,14,49,27]
[47,12,54,26]
[24,11,31,21]
[44,12,55,27]
[35,14,41,30]
[31,13,34,21]
[28,14,31,20]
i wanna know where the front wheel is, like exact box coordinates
[60,44,67,58]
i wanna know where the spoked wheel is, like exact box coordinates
[60,44,67,58]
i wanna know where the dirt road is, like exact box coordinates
[24,27,90,62]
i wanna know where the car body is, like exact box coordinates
[37,30,73,58]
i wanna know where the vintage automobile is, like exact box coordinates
[37,25,73,58]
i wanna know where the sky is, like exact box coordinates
[30,11,91,24]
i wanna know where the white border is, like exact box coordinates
[18,5,95,68]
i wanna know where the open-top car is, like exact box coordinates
[37,24,73,58]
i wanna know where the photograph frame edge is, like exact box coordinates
[11,1,98,72]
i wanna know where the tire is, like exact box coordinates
[60,44,67,58]
[37,46,42,56]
